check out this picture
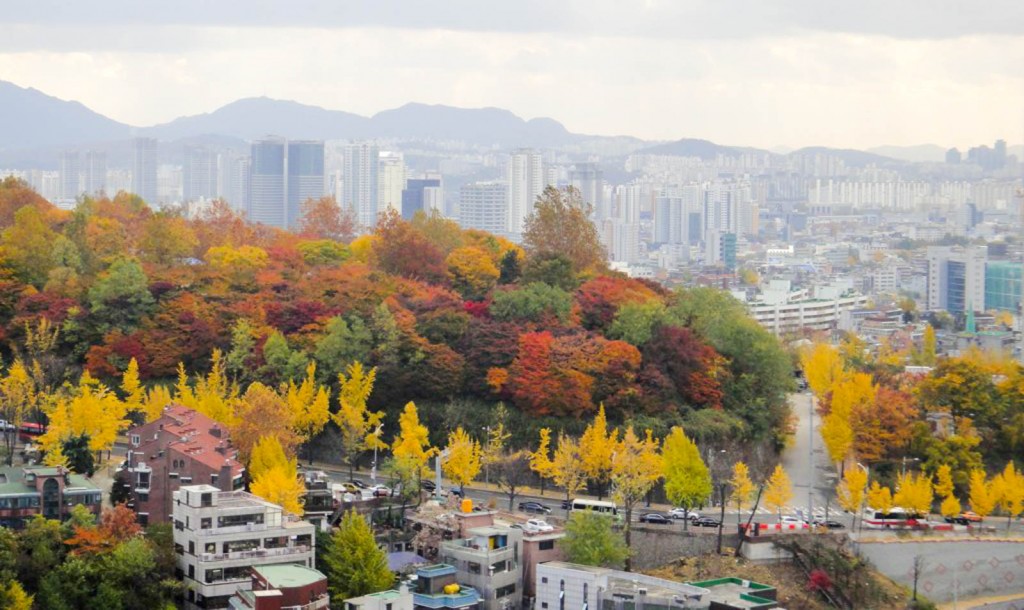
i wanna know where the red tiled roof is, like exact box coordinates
[129,404,244,477]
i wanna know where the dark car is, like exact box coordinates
[350,479,370,489]
[421,480,437,492]
[562,499,571,510]
[449,488,464,498]
[639,513,671,525]
[518,501,551,515]
[692,516,721,528]
[812,519,845,529]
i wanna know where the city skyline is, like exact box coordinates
[0,1,1022,149]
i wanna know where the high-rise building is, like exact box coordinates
[220,154,250,213]
[506,149,543,236]
[927,245,987,313]
[378,153,406,216]
[132,137,159,205]
[985,261,1022,313]
[654,185,701,245]
[59,151,80,201]
[945,148,962,164]
[402,177,442,220]
[343,143,380,228]
[569,162,606,220]
[249,137,287,227]
[286,140,325,227]
[183,146,219,202]
[83,151,106,196]
[459,181,508,234]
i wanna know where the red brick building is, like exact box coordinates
[230,564,329,610]
[120,405,245,524]
[0,465,102,528]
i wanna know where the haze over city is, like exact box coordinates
[1,0,1023,148]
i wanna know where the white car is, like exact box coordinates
[780,515,806,525]
[523,519,554,533]
[668,508,700,521]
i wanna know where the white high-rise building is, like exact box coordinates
[59,151,80,201]
[460,181,508,234]
[183,146,218,202]
[926,245,988,313]
[654,184,701,245]
[83,151,106,196]
[506,149,543,236]
[377,153,406,216]
[132,137,159,205]
[343,143,380,229]
[219,154,250,213]
[173,485,316,610]
[570,162,605,220]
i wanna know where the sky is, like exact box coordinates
[1,1,1022,149]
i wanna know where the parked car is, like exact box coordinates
[518,501,552,515]
[370,484,392,497]
[449,487,464,498]
[812,518,845,529]
[350,479,370,489]
[668,508,700,521]
[945,511,983,525]
[523,519,555,533]
[692,516,721,528]
[421,480,437,492]
[337,482,360,494]
[639,513,671,524]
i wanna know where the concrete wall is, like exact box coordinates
[859,539,1024,603]
[629,526,740,570]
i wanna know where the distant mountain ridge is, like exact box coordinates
[0,81,131,151]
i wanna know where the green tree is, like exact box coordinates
[521,253,579,291]
[498,249,521,284]
[522,186,606,273]
[314,316,373,381]
[661,427,711,530]
[323,510,394,602]
[225,319,257,383]
[560,511,628,569]
[86,256,155,332]
[490,282,573,324]
[607,300,668,347]
[260,331,309,384]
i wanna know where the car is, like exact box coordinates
[523,518,555,533]
[449,487,464,498]
[945,511,983,525]
[370,484,392,497]
[421,480,437,492]
[639,513,671,524]
[780,515,806,525]
[668,508,700,521]
[562,500,571,510]
[812,518,844,529]
[336,482,360,494]
[692,516,721,528]
[351,479,370,489]
[518,501,552,515]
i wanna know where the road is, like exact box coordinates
[780,391,845,523]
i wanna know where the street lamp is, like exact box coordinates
[900,456,920,477]
[370,424,384,483]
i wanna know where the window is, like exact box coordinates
[539,540,555,551]
[205,542,215,554]
[137,492,149,502]
[201,517,211,530]
[542,604,549,609]
[130,434,140,446]
[491,560,509,574]
[224,539,259,553]
[200,493,212,507]
[468,562,482,575]
[386,604,392,610]
[217,513,264,528]
[188,541,195,555]
[188,564,194,579]
[174,519,184,531]
[542,578,548,584]
[496,584,516,598]
[205,568,222,584]
[210,474,218,485]
[138,472,150,488]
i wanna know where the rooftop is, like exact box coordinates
[253,563,326,589]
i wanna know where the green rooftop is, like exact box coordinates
[253,563,325,589]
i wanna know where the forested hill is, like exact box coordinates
[0,178,792,449]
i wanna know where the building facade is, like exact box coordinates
[927,245,988,313]
[440,526,522,610]
[460,182,508,235]
[229,564,329,610]
[0,465,101,528]
[174,485,317,610]
[133,137,159,205]
[344,143,380,228]
[535,562,710,610]
[506,150,543,237]
[403,177,443,220]
[121,405,245,525]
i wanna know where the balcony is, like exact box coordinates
[198,544,310,563]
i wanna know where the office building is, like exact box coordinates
[220,154,250,213]
[506,149,544,236]
[133,137,159,204]
[344,143,380,228]
[460,182,508,234]
[653,185,701,245]
[83,150,106,196]
[927,245,988,313]
[249,138,287,227]
[228,564,329,610]
[984,261,1022,313]
[173,485,316,610]
[0,465,102,529]
[121,405,245,525]
[286,140,326,227]
[403,177,443,220]
[379,153,406,216]
[184,146,219,202]
[569,162,606,220]
[59,151,80,201]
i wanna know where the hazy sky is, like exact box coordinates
[1,1,1022,149]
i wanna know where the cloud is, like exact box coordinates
[5,0,1024,40]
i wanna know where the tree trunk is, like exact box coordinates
[624,506,633,572]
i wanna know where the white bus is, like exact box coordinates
[570,499,620,519]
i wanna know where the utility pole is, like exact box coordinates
[808,392,814,522]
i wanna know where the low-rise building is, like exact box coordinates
[173,484,317,610]
[0,465,101,528]
[122,404,245,524]
[440,526,522,610]
[300,470,335,531]
[347,564,481,610]
[536,562,710,610]
[228,564,330,610]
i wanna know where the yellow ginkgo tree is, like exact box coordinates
[389,402,436,498]
[287,362,331,464]
[442,427,481,496]
[249,435,305,514]
[611,426,662,571]
[729,462,756,526]
[529,428,555,496]
[39,372,130,467]
[579,404,617,500]
[0,360,36,465]
[332,362,385,480]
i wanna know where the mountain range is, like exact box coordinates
[0,79,1017,169]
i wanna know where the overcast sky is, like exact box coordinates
[1,1,1022,149]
